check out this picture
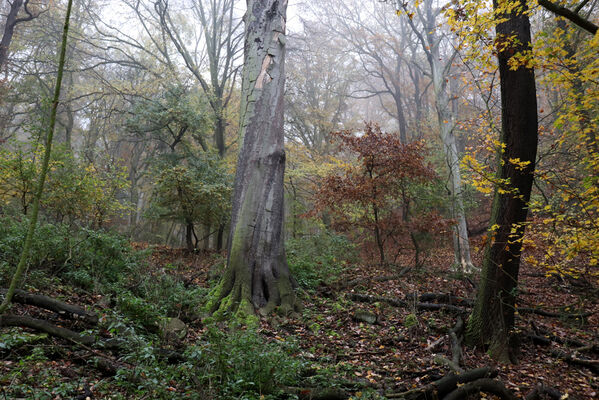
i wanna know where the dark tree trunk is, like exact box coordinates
[214,108,226,157]
[209,0,299,318]
[466,0,538,362]
[393,90,408,145]
[216,223,225,252]
[185,220,194,251]
[0,0,23,71]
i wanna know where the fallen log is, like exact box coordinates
[0,314,95,345]
[1,289,98,325]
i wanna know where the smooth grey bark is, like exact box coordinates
[400,0,476,273]
[210,0,299,317]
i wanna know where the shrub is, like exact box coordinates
[0,216,141,290]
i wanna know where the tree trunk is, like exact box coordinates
[466,0,538,362]
[431,62,475,274]
[209,0,299,318]
[203,223,211,250]
[0,0,23,71]
[216,223,225,252]
[185,220,194,251]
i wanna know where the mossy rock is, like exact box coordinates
[353,309,378,324]
[158,317,188,342]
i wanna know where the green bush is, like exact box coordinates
[286,231,356,290]
[0,216,141,290]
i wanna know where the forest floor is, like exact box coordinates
[1,239,598,399]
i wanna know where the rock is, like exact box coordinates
[353,309,378,324]
[159,317,188,342]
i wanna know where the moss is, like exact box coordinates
[204,278,226,314]
[234,299,259,327]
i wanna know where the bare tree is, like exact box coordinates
[154,0,243,157]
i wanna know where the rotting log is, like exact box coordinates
[1,289,98,325]
[0,314,95,345]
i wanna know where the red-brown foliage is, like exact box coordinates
[313,123,449,265]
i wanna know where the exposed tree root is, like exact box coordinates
[0,314,95,345]
[0,288,98,324]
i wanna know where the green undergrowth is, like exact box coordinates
[0,217,319,399]
[286,231,356,291]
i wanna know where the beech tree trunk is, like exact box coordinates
[466,0,538,362]
[209,0,299,317]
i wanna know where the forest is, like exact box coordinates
[0,0,597,398]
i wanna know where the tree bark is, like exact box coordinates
[466,0,538,362]
[209,0,299,317]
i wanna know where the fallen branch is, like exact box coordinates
[443,378,517,400]
[1,288,98,325]
[518,306,593,319]
[551,349,599,374]
[284,386,348,400]
[355,292,593,320]
[385,367,497,399]
[0,314,95,345]
[348,293,467,314]
[405,293,473,307]
[528,322,599,354]
[524,383,564,400]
